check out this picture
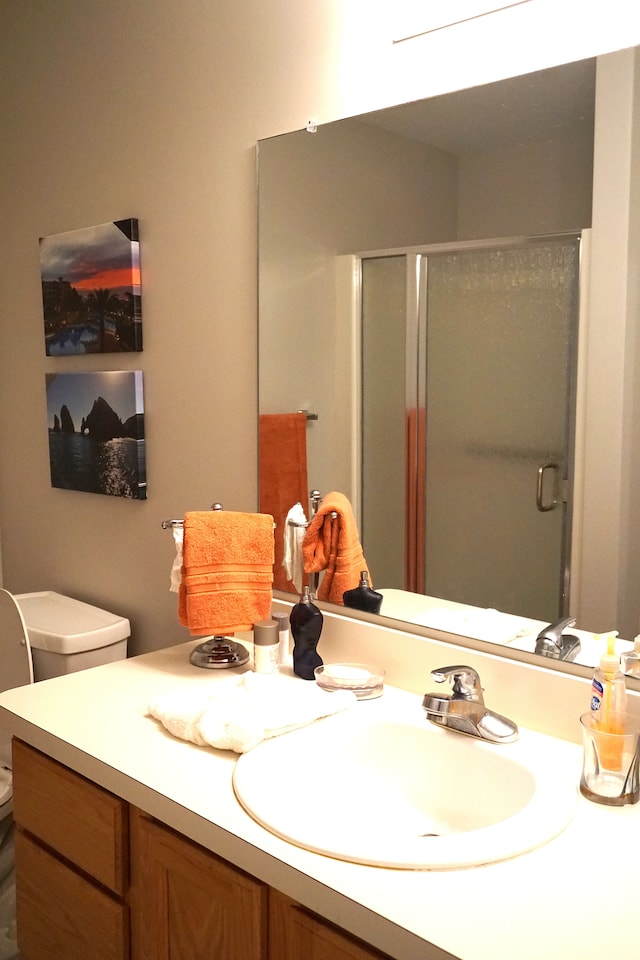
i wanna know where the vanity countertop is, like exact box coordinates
[1,637,639,960]
[377,588,633,667]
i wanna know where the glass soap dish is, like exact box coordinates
[314,663,385,700]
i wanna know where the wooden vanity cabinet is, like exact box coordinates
[129,807,268,960]
[11,740,393,960]
[12,739,129,960]
[129,814,391,960]
[269,889,392,960]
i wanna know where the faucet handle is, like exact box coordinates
[535,616,578,657]
[430,665,484,703]
[536,615,576,643]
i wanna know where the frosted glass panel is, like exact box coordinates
[424,239,578,619]
[361,256,408,589]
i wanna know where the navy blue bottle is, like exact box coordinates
[290,586,323,680]
[343,570,383,615]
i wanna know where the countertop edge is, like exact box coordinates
[0,703,448,960]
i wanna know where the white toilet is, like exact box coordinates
[0,588,130,814]
[0,589,130,960]
[0,592,32,960]
[0,593,32,824]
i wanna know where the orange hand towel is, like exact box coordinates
[301,492,370,604]
[259,413,309,592]
[179,511,274,636]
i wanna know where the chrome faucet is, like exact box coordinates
[423,665,518,743]
[534,616,581,661]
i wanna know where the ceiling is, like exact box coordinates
[357,58,596,155]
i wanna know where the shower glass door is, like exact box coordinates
[361,235,580,622]
[422,237,579,620]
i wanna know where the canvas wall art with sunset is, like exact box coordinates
[40,218,142,355]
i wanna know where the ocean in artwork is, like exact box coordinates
[46,370,146,500]
[48,432,146,499]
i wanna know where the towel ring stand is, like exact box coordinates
[162,502,251,670]
[189,635,250,669]
[161,502,224,530]
[284,490,339,598]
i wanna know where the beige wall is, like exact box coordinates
[457,128,595,238]
[578,48,640,636]
[0,1,638,655]
[258,121,457,505]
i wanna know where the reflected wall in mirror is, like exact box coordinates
[258,48,640,670]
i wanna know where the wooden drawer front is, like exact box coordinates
[130,808,267,960]
[15,830,128,960]
[269,891,391,960]
[12,739,128,894]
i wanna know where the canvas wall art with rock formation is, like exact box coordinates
[40,219,142,355]
[46,370,146,499]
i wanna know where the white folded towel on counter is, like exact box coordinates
[147,671,356,753]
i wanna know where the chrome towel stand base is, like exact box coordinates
[190,635,250,669]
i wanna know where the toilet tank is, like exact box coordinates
[14,592,130,681]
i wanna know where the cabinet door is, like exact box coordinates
[130,808,267,960]
[15,830,129,960]
[12,738,128,895]
[269,890,392,960]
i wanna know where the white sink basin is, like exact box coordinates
[233,702,578,870]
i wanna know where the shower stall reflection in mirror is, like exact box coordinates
[355,232,586,624]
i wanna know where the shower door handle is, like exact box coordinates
[536,462,559,512]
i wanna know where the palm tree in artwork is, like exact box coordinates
[86,288,120,352]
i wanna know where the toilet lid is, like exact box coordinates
[0,591,33,773]
[0,589,33,693]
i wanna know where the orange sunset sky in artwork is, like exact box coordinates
[72,265,141,292]
[40,219,140,296]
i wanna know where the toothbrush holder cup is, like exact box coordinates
[579,712,640,806]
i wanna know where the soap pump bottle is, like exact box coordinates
[590,632,627,731]
[290,585,323,680]
[342,570,383,615]
[622,635,640,679]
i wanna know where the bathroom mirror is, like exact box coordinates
[258,47,640,674]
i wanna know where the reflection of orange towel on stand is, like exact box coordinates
[259,413,308,592]
[179,511,274,635]
[302,492,370,604]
